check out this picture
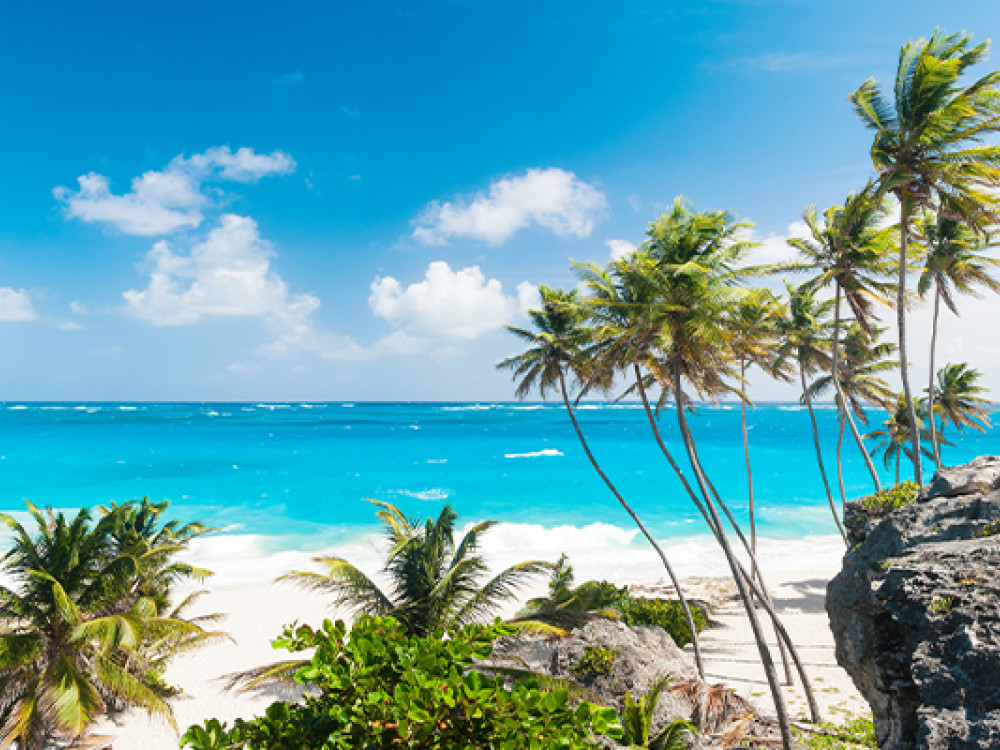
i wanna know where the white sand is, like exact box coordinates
[88,560,867,748]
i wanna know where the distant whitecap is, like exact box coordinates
[504,449,564,459]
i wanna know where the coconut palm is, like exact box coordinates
[282,501,550,638]
[917,215,1000,466]
[851,28,1000,484]
[789,187,896,489]
[774,285,846,543]
[866,396,937,483]
[808,323,896,506]
[931,363,992,458]
[0,502,213,750]
[498,282,706,679]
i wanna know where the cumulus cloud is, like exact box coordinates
[412,168,608,245]
[747,219,811,268]
[0,288,37,322]
[122,214,363,361]
[54,146,296,236]
[606,238,637,261]
[370,261,534,340]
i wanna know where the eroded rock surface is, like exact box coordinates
[828,458,1000,749]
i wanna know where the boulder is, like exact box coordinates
[828,458,1000,749]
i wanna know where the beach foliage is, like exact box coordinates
[572,645,619,679]
[183,615,620,749]
[0,499,218,750]
[858,481,920,519]
[281,500,551,638]
[617,675,695,749]
[793,715,877,749]
[618,598,707,648]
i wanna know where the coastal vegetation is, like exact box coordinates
[0,499,218,750]
[182,616,623,749]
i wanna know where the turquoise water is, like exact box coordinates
[1,401,996,556]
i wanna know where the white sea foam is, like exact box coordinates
[426,459,448,464]
[118,405,137,411]
[443,404,494,411]
[391,488,450,501]
[511,405,545,411]
[504,449,563,459]
[7,405,27,410]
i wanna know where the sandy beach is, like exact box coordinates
[89,556,867,749]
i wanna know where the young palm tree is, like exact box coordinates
[866,396,937,483]
[0,502,212,750]
[617,675,696,749]
[917,215,1000,466]
[774,285,846,543]
[282,501,549,638]
[498,282,707,679]
[851,28,1000,484]
[788,187,896,489]
[808,323,896,507]
[931,363,993,460]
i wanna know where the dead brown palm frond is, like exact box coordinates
[668,680,754,734]
[716,711,755,748]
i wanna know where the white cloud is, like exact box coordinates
[228,361,261,373]
[606,238,636,261]
[370,261,532,340]
[122,214,364,361]
[412,167,608,245]
[747,219,811,268]
[0,288,37,322]
[54,146,296,236]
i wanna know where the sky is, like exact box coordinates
[1,1,999,401]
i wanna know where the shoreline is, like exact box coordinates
[88,546,865,749]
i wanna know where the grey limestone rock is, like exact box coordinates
[828,457,1000,749]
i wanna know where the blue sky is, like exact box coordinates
[1,1,998,401]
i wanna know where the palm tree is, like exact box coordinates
[917,215,1000,466]
[774,285,846,543]
[808,323,896,507]
[617,675,696,749]
[498,283,707,679]
[851,28,1000,484]
[866,396,936,483]
[0,502,213,750]
[932,363,993,459]
[788,187,896,490]
[282,501,549,638]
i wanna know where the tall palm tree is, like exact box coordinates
[788,187,896,490]
[498,282,707,679]
[809,323,896,507]
[0,502,212,750]
[634,199,796,748]
[851,28,1000,484]
[774,285,846,543]
[917,215,1000,466]
[282,501,549,638]
[932,363,993,459]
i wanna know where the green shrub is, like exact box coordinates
[572,645,619,679]
[792,716,877,749]
[617,597,707,647]
[859,481,919,518]
[929,596,954,614]
[181,615,620,749]
[979,518,1000,537]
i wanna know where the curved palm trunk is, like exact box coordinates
[928,287,942,468]
[837,411,847,514]
[898,196,924,485]
[832,285,882,490]
[800,363,848,544]
[635,367,799,691]
[740,359,757,588]
[557,369,705,679]
[672,365,794,750]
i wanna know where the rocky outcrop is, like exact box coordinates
[828,457,1000,749]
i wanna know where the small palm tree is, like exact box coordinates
[866,396,937,483]
[931,363,992,461]
[282,501,550,638]
[851,28,1000,484]
[0,502,214,750]
[917,215,1000,466]
[617,675,696,749]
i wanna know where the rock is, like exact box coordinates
[828,457,1000,749]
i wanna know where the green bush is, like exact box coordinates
[979,518,1000,537]
[181,615,621,749]
[572,645,619,679]
[859,480,919,518]
[793,716,877,749]
[617,597,707,647]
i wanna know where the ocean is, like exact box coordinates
[1,401,995,585]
